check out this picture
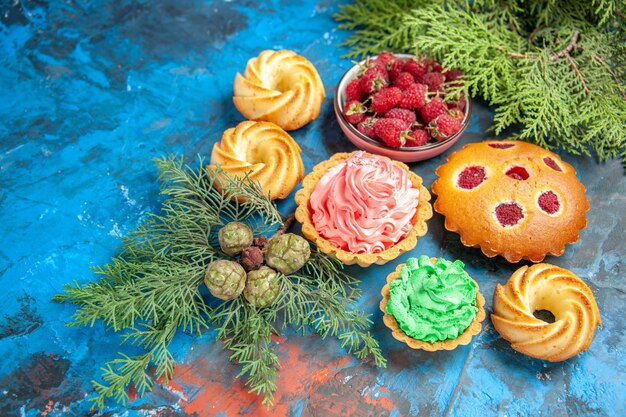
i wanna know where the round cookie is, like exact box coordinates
[432,140,590,263]
[208,121,304,200]
[491,263,601,362]
[233,50,326,131]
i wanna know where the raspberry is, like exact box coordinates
[421,71,445,92]
[360,66,389,94]
[392,72,415,90]
[448,108,465,120]
[543,156,563,172]
[403,58,429,79]
[489,143,515,149]
[538,191,560,214]
[421,96,448,123]
[385,108,416,125]
[405,128,429,147]
[444,69,463,83]
[388,59,405,80]
[398,83,428,110]
[357,116,378,139]
[371,86,402,114]
[373,118,410,148]
[457,166,486,189]
[345,77,366,102]
[429,59,443,72]
[429,114,462,141]
[449,95,468,112]
[356,57,379,75]
[375,51,397,70]
[343,100,367,125]
[495,202,524,227]
[505,166,529,180]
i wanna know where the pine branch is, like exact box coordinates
[590,53,626,100]
[221,303,281,406]
[211,248,387,401]
[89,352,153,410]
[55,156,385,408]
[55,259,210,333]
[278,260,386,367]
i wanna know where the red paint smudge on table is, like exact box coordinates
[168,338,399,416]
[126,383,139,401]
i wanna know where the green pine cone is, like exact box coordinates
[218,221,253,256]
[204,260,246,301]
[264,233,311,274]
[243,266,280,308]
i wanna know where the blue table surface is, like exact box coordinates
[1,1,624,416]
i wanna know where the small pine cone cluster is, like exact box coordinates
[204,222,311,308]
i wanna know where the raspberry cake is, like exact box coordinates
[432,140,590,263]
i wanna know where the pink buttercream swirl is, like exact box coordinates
[309,151,419,254]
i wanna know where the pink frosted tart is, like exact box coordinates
[295,151,432,267]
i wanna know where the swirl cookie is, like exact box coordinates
[492,263,601,362]
[208,121,304,200]
[233,50,326,130]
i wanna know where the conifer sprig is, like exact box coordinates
[54,156,385,408]
[335,0,626,165]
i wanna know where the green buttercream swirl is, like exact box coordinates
[386,255,479,343]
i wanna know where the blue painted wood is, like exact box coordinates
[1,1,624,416]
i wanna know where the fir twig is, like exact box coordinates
[589,52,626,100]
[274,212,296,237]
[565,52,590,95]
[495,46,540,60]
[54,155,385,408]
[220,302,281,406]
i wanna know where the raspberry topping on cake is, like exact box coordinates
[506,166,529,180]
[538,191,560,214]
[543,157,563,172]
[495,202,524,227]
[457,166,486,189]
[489,143,515,149]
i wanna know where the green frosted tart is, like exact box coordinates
[380,256,486,351]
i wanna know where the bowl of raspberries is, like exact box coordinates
[334,52,470,162]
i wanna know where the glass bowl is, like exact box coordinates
[333,53,471,163]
